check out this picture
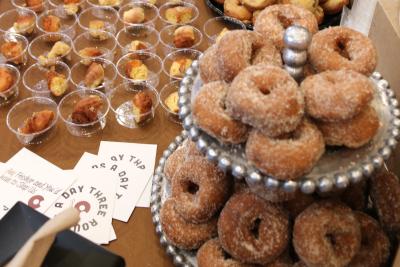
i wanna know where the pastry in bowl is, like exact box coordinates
[123,7,145,24]
[0,41,24,65]
[71,95,103,124]
[125,59,148,80]
[84,62,105,89]
[132,91,153,124]
[173,25,195,48]
[165,6,193,24]
[46,69,68,96]
[169,57,192,78]
[14,14,35,35]
[19,110,55,134]
[0,67,14,92]
[165,91,179,113]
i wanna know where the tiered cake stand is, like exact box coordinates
[150,26,400,266]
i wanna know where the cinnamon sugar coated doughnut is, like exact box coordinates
[242,0,276,11]
[309,27,377,76]
[182,138,203,157]
[316,105,380,148]
[246,120,325,180]
[193,81,249,144]
[254,4,318,50]
[217,30,259,82]
[197,239,255,267]
[160,198,217,250]
[199,45,222,83]
[370,170,400,235]
[348,212,390,267]
[171,157,232,223]
[164,146,185,182]
[251,40,283,67]
[293,201,361,267]
[218,191,289,265]
[224,0,253,22]
[302,70,374,122]
[226,64,304,137]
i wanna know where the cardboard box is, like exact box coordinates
[367,0,400,176]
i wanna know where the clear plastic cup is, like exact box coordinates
[107,82,159,128]
[118,2,159,27]
[58,89,110,137]
[0,8,37,37]
[28,33,73,66]
[162,48,201,80]
[37,8,78,38]
[86,0,124,8]
[203,16,247,46]
[159,24,202,55]
[23,61,71,99]
[0,33,29,66]
[49,0,86,15]
[11,0,49,13]
[159,80,180,124]
[70,58,117,91]
[116,25,159,55]
[116,51,162,87]
[78,6,119,35]
[0,64,20,107]
[6,97,58,145]
[158,2,199,25]
[73,31,117,64]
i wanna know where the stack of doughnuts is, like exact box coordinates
[305,26,379,148]
[161,140,233,250]
[160,143,399,266]
[195,5,380,182]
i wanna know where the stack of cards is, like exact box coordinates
[0,141,157,245]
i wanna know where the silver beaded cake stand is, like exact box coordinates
[177,26,400,195]
[150,26,400,267]
[151,131,199,267]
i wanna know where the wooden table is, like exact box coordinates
[0,1,217,266]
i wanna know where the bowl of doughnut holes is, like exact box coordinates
[206,0,349,26]
[154,133,400,266]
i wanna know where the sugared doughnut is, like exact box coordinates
[199,45,222,84]
[226,64,304,137]
[218,191,289,265]
[224,0,253,22]
[251,186,298,203]
[193,81,249,144]
[164,146,185,182]
[293,201,361,267]
[197,238,255,267]
[251,39,283,67]
[348,212,390,267]
[242,0,276,11]
[309,26,377,76]
[246,120,325,180]
[160,198,217,250]
[316,105,380,148]
[171,157,232,223]
[254,4,318,50]
[370,170,400,235]
[301,70,374,122]
[182,138,203,157]
[217,30,260,82]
